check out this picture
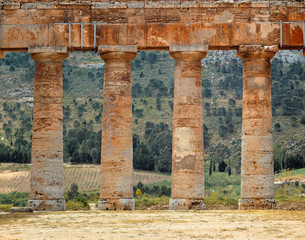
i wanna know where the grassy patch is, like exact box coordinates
[0,204,12,212]
[205,196,239,207]
[66,201,90,211]
[275,168,305,181]
[205,172,241,199]
[0,163,30,173]
[135,196,169,208]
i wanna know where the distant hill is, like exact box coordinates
[0,50,304,175]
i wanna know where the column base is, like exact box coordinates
[169,198,206,210]
[27,199,66,211]
[98,198,135,211]
[238,198,276,210]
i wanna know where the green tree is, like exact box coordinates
[290,116,298,127]
[218,125,228,138]
[133,142,154,171]
[67,183,79,200]
[301,115,305,125]
[274,122,281,132]
[228,98,236,107]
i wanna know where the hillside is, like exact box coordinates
[0,50,304,175]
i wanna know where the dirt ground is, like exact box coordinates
[1,210,305,240]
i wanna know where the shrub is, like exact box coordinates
[0,204,13,212]
[301,115,305,125]
[0,192,29,207]
[218,125,228,138]
[66,201,89,211]
[274,122,281,132]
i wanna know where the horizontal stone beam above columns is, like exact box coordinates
[170,45,208,52]
[98,45,137,53]
[1,22,304,50]
[28,46,68,54]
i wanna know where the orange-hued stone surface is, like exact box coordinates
[170,50,207,210]
[1,0,304,212]
[28,51,69,211]
[98,49,136,210]
[237,45,278,210]
[0,1,304,50]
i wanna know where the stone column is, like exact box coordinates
[27,47,69,211]
[237,45,278,210]
[98,45,137,211]
[169,45,207,210]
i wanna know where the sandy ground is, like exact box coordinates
[1,210,305,240]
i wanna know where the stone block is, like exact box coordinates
[98,198,134,211]
[10,207,33,213]
[169,198,206,210]
[98,45,137,53]
[27,199,65,211]
[29,46,68,53]
[37,3,55,9]
[3,2,20,9]
[238,198,276,210]
[241,135,273,152]
[170,45,208,52]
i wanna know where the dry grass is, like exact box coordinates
[0,210,305,240]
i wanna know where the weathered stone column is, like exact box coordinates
[98,45,137,211]
[169,45,207,210]
[237,45,278,210]
[27,47,69,211]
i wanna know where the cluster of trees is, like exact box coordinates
[0,191,29,207]
[133,78,172,98]
[204,101,241,139]
[134,181,171,197]
[0,101,32,164]
[208,141,241,175]
[271,60,305,117]
[274,140,305,173]
[133,122,172,172]
[64,122,101,164]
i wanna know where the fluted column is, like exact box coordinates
[237,45,278,210]
[169,45,207,210]
[98,45,137,211]
[27,47,69,211]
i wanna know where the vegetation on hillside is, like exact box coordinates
[0,51,304,174]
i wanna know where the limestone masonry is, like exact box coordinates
[0,0,304,210]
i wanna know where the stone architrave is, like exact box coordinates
[237,45,278,210]
[98,45,137,211]
[27,46,69,211]
[169,45,208,210]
